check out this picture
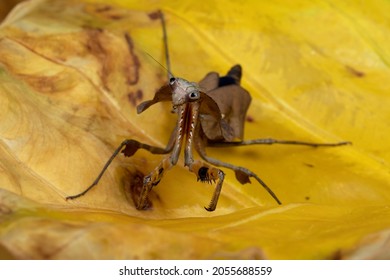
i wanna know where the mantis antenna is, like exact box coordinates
[159,11,173,80]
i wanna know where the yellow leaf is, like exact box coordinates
[1,0,390,259]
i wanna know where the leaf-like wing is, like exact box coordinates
[137,84,172,114]
[199,65,251,140]
[198,91,233,141]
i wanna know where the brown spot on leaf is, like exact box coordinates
[246,115,255,122]
[148,10,162,20]
[85,28,110,90]
[124,33,140,85]
[304,163,314,168]
[94,5,112,13]
[123,169,153,210]
[83,28,140,92]
[88,4,126,20]
[108,14,124,20]
[136,89,143,99]
[17,73,76,94]
[127,89,143,107]
[346,65,365,77]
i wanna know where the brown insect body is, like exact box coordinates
[134,73,238,211]
[66,12,350,211]
[131,64,283,211]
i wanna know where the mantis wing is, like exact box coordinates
[199,92,235,142]
[199,65,252,141]
[136,84,172,114]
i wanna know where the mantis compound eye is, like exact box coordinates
[189,91,200,100]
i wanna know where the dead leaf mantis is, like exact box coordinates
[66,11,350,211]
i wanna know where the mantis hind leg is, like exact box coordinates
[197,138,350,206]
[207,138,351,148]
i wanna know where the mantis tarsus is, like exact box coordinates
[66,11,350,211]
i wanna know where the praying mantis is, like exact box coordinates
[66,11,350,211]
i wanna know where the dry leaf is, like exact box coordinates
[1,0,390,259]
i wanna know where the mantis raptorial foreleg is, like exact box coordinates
[136,154,175,209]
[195,136,282,205]
[186,160,225,211]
